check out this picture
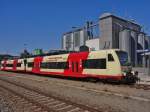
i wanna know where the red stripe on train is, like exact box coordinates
[33,71,123,80]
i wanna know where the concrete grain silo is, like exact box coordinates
[145,36,150,50]
[119,29,131,62]
[62,35,66,50]
[138,33,147,66]
[63,33,74,51]
[138,33,145,49]
[131,31,138,66]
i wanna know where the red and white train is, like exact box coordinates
[0,49,138,83]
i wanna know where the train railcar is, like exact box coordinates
[0,59,17,71]
[0,60,7,71]
[0,49,138,83]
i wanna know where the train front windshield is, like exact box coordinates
[116,51,129,66]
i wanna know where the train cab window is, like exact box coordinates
[108,54,114,61]
[82,59,106,69]
[116,51,128,66]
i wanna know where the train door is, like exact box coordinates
[64,52,89,77]
[64,53,80,76]
[1,60,6,70]
[70,53,84,75]
[32,57,43,73]
[71,61,79,73]
[24,59,27,71]
[13,59,18,71]
[3,60,7,70]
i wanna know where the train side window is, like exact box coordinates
[40,63,46,68]
[41,62,69,69]
[56,62,69,69]
[17,63,21,67]
[63,62,69,69]
[82,59,106,69]
[27,62,34,67]
[108,54,114,61]
[6,64,13,67]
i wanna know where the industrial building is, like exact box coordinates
[62,13,150,67]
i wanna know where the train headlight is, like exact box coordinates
[131,71,135,75]
[123,72,127,76]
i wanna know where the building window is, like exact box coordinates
[41,62,69,69]
[108,54,114,61]
[82,59,106,69]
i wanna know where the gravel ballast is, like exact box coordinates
[0,71,150,112]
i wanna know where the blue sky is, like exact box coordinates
[0,0,150,55]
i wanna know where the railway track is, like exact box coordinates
[0,78,101,112]
[98,82,150,91]
[1,71,150,91]
[0,90,14,112]
[131,84,150,90]
[0,73,150,112]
